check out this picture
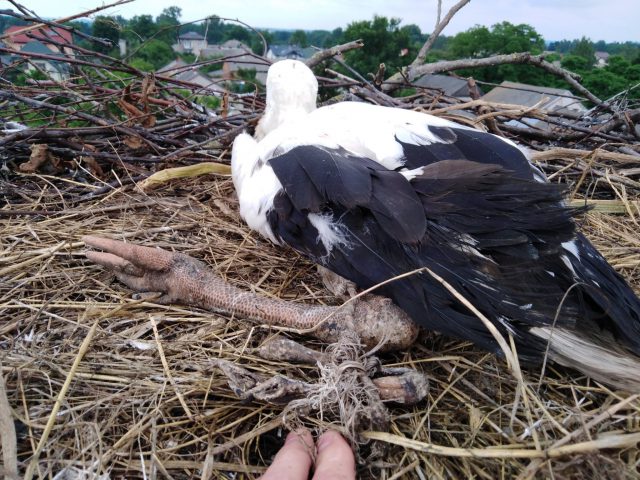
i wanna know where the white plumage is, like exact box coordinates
[231,59,640,389]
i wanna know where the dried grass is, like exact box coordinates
[2,169,640,479]
[1,9,640,475]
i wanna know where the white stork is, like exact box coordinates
[230,59,640,389]
[85,59,640,391]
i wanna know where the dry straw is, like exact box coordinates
[1,6,640,478]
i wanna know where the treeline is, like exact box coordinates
[551,38,640,58]
[331,18,640,101]
[2,7,639,101]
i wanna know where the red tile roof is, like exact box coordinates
[3,25,73,45]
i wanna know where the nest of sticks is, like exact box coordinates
[2,12,640,480]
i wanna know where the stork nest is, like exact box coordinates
[2,39,640,480]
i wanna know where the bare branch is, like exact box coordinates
[210,16,269,57]
[371,63,386,90]
[0,359,18,480]
[384,52,607,109]
[305,39,364,68]
[0,0,134,41]
[413,0,471,66]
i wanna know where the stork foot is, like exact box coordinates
[257,336,329,363]
[84,236,429,432]
[83,235,210,305]
[84,236,420,352]
[211,359,314,404]
[210,351,429,433]
[255,337,429,406]
[373,367,430,405]
[317,265,358,299]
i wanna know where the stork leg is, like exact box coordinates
[256,336,429,405]
[83,236,428,415]
[317,265,358,299]
[84,235,419,351]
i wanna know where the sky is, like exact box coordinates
[8,0,640,43]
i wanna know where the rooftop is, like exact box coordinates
[414,74,480,98]
[3,25,73,45]
[178,31,206,41]
[481,81,582,109]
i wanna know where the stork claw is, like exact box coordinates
[83,235,207,305]
[83,235,175,271]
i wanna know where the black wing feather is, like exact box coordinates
[266,141,640,362]
[400,126,539,181]
[270,146,426,243]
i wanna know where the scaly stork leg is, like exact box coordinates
[83,236,428,412]
[84,235,419,351]
[317,265,358,299]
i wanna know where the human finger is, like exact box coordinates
[259,429,314,480]
[312,430,356,480]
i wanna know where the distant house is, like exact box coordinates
[414,74,482,100]
[173,31,208,56]
[20,40,69,81]
[482,81,586,112]
[481,81,586,130]
[202,41,270,84]
[170,37,270,85]
[157,58,188,74]
[266,44,315,61]
[200,39,251,57]
[595,51,610,68]
[157,58,226,94]
[218,54,270,84]
[2,25,74,56]
[1,25,73,81]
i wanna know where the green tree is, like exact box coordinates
[594,40,607,51]
[223,25,251,43]
[448,22,548,85]
[307,30,332,47]
[228,68,258,93]
[133,39,174,69]
[66,20,92,36]
[582,69,628,98]
[290,29,309,47]
[560,54,591,74]
[324,27,343,47]
[271,29,293,44]
[626,64,640,82]
[126,15,158,42]
[606,55,631,76]
[156,6,181,44]
[251,30,273,55]
[203,17,224,44]
[157,6,181,24]
[607,41,640,61]
[0,15,26,35]
[551,39,577,54]
[401,24,426,48]
[489,21,544,54]
[92,16,120,54]
[342,16,411,75]
[449,25,492,57]
[571,36,595,67]
[449,22,543,58]
[129,58,155,72]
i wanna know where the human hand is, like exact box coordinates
[259,428,356,480]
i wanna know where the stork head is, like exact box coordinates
[266,59,318,111]
[256,60,318,139]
